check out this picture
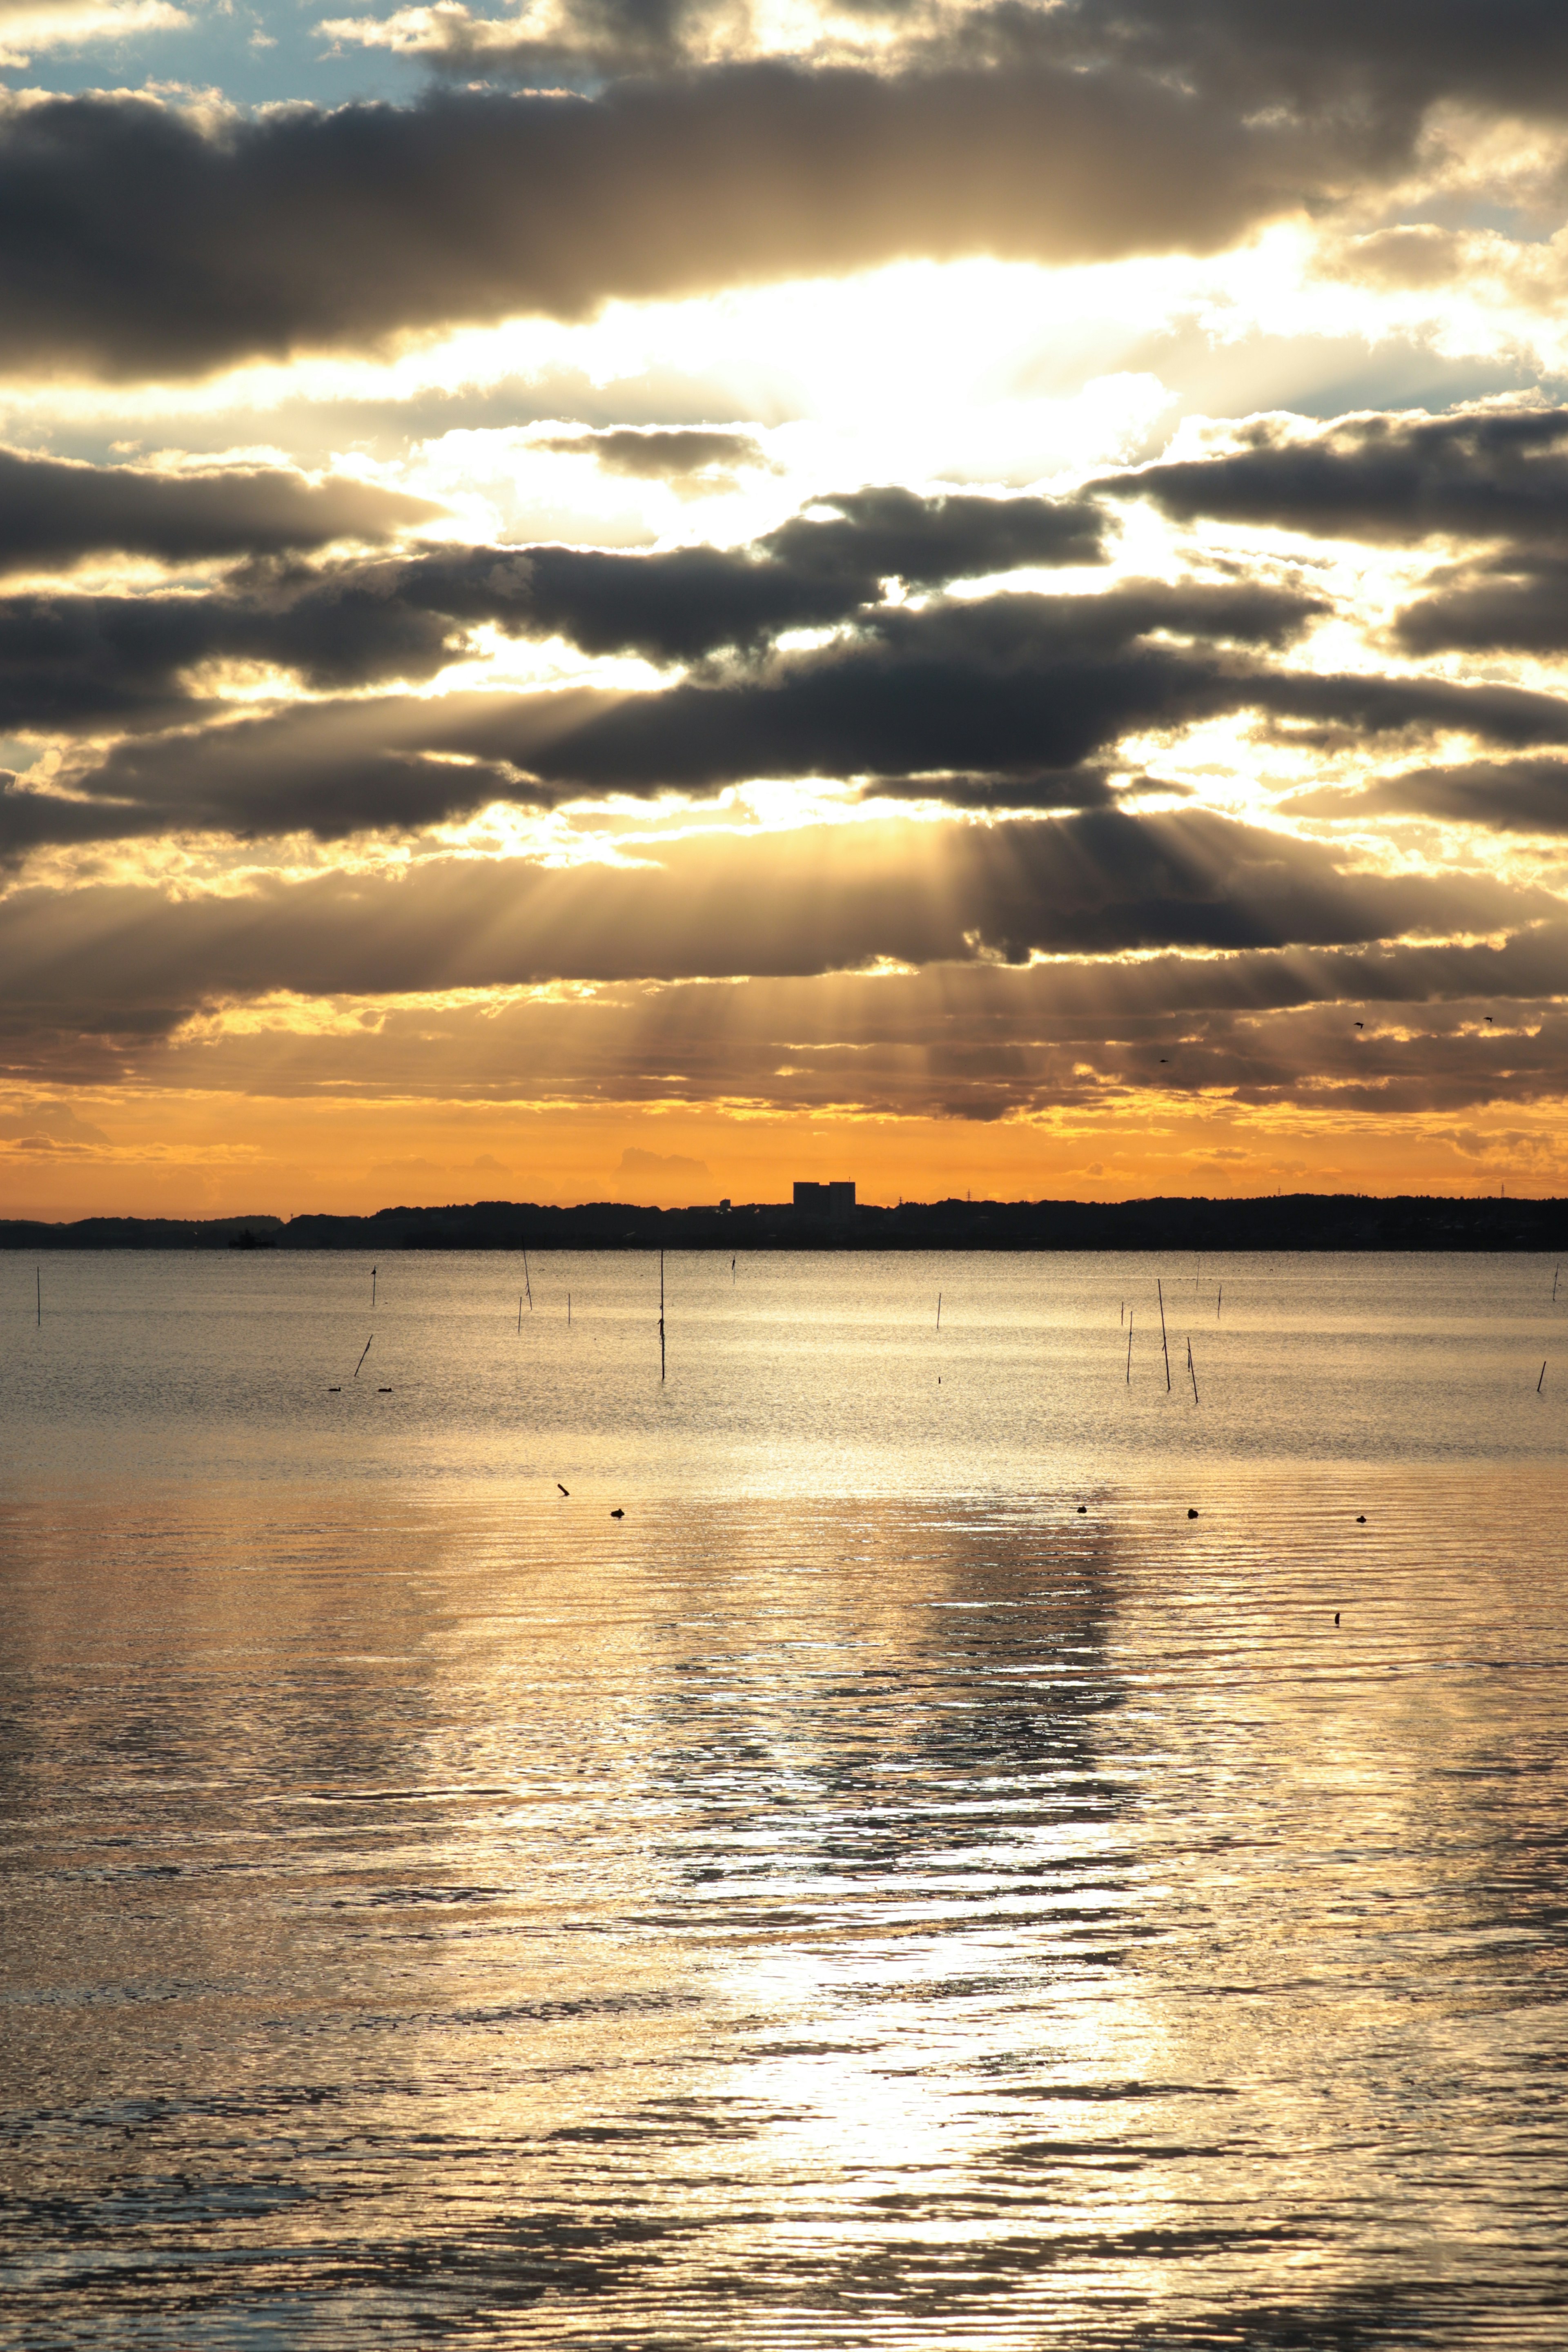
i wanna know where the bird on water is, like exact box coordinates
[610,1508,624,1519]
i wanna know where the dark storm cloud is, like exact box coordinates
[0,448,440,577]
[536,427,774,479]
[1099,408,1568,549]
[0,72,1330,379]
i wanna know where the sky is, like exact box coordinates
[4,0,1568,1216]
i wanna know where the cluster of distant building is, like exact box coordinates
[708,1182,858,1215]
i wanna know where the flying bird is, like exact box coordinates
[1355,1020,1363,1029]
[1485,1015,1493,1023]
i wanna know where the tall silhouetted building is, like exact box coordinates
[793,1180,856,1218]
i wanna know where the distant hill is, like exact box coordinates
[2,1195,1563,1251]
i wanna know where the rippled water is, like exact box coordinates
[2,1251,1565,2346]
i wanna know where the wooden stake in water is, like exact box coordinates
[353,1336,372,1379]
[936,1291,942,1330]
[1217,1285,1222,1319]
[523,1250,533,1311]
[1187,1336,1199,1404]
[1157,1279,1171,1392]
[659,1250,666,1383]
[517,1295,522,1334]
[36,1267,40,1327]
[1539,1360,1548,1393]
[1126,1312,1133,1385]
[1555,1266,1560,1302]
[372,1265,376,1309]
[568,1292,572,1327]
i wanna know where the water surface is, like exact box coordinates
[2,1252,1565,2345]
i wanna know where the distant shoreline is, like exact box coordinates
[3,1196,1564,1253]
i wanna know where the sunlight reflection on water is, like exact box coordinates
[1,1253,1565,2345]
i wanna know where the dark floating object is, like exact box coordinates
[557,1482,570,1496]
[1077,1504,1087,1514]
[1187,1507,1199,1519]
[1357,1514,1366,1523]
[610,1508,624,1519]
[378,1386,392,1393]
[328,1386,341,1393]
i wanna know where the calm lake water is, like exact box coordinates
[2,1250,1565,2348]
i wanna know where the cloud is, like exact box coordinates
[28,566,1568,848]
[0,485,1111,747]
[536,426,775,481]
[7,889,1568,1120]
[0,577,469,736]
[1393,555,1568,655]
[1050,0,1568,138]
[616,1145,715,1202]
[0,1098,111,1144]
[1100,405,1568,547]
[0,577,1323,841]
[0,71,1335,379]
[322,0,1568,140]
[0,448,441,578]
[1319,757,1568,833]
[389,485,1109,664]
[319,0,715,80]
[0,814,1544,1053]
[365,1151,512,1200]
[0,0,186,67]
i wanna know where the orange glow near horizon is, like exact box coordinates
[6,1090,1564,1225]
